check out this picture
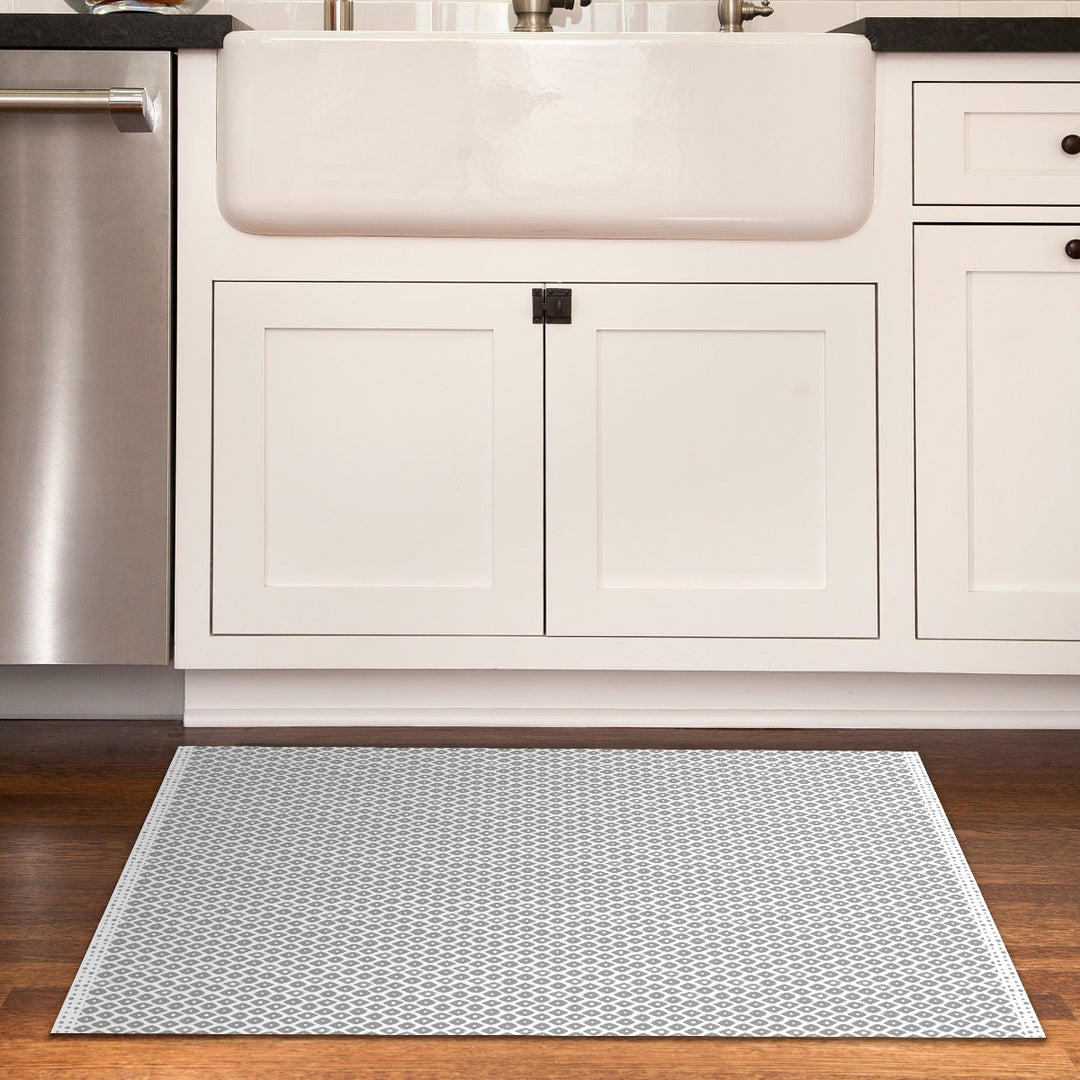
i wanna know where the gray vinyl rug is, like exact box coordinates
[53,746,1044,1038]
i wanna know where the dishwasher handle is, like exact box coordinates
[0,87,155,132]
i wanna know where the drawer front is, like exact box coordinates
[914,82,1080,205]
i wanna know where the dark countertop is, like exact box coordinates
[833,16,1080,51]
[0,13,243,49]
[7,13,1080,52]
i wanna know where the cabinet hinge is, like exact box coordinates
[532,287,572,325]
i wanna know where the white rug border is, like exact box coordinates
[902,752,1044,1038]
[53,746,195,1033]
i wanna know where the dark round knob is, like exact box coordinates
[1062,134,1080,155]
[1066,239,1080,260]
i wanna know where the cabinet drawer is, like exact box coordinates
[914,83,1080,205]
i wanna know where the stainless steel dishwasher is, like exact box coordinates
[0,50,171,663]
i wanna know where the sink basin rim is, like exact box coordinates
[218,29,876,240]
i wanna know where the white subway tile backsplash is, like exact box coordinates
[225,0,320,27]
[6,0,1076,25]
[10,0,72,12]
[4,0,209,9]
[435,0,513,30]
[646,1,713,30]
[961,1,1066,13]
[856,0,961,14]
[227,0,433,29]
[752,0,856,31]
[354,0,433,27]
[575,1,645,32]
[547,0,643,31]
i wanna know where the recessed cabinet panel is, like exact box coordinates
[212,282,543,636]
[915,226,1080,640]
[594,328,828,591]
[263,327,495,588]
[545,284,878,638]
[914,83,1080,205]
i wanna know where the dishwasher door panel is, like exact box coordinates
[0,50,172,663]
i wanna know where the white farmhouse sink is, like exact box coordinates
[217,30,875,240]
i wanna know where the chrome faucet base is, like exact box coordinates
[512,0,591,32]
[717,0,773,31]
[513,12,556,31]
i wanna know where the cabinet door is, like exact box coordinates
[915,226,1080,641]
[212,282,542,636]
[546,284,878,638]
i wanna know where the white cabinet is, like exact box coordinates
[212,282,544,635]
[174,50,1080,690]
[546,284,878,638]
[914,83,1080,206]
[914,225,1080,641]
[211,280,878,641]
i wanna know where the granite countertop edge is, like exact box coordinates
[832,16,1080,52]
[0,13,245,50]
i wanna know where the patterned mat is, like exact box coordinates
[54,746,1043,1037]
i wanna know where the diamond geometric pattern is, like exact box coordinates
[53,746,1044,1037]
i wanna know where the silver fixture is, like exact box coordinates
[324,0,353,29]
[0,86,155,132]
[513,0,591,32]
[0,50,172,664]
[717,0,773,31]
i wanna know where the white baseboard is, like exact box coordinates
[183,706,1080,728]
[183,670,1080,728]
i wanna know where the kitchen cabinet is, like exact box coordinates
[212,281,543,636]
[913,80,1080,642]
[913,82,1080,206]
[545,284,878,638]
[162,36,1080,731]
[170,41,1080,717]
[914,224,1080,641]
[211,280,878,640]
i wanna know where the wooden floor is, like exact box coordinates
[2,720,1078,1080]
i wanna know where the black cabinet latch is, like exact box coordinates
[532,287,572,325]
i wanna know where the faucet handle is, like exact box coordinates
[552,0,592,7]
[718,0,770,31]
[742,0,772,17]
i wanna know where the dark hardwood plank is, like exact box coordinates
[2,720,1078,1079]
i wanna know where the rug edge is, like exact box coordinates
[903,752,1045,1039]
[51,746,196,1033]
